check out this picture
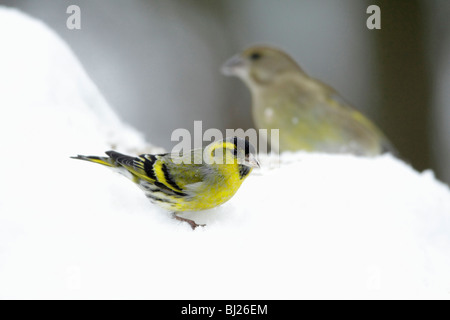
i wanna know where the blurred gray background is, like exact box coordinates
[1,0,449,184]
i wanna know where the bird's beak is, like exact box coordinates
[221,54,246,76]
[245,153,260,168]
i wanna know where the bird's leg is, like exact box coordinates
[172,212,206,230]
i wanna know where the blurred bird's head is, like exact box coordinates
[222,45,303,89]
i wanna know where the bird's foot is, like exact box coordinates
[172,213,206,230]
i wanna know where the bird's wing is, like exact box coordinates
[106,150,187,196]
[161,148,209,189]
[106,150,157,182]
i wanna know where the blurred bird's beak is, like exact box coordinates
[245,154,260,168]
[221,54,246,76]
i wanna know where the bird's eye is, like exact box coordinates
[249,52,262,61]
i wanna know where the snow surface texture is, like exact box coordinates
[0,7,449,299]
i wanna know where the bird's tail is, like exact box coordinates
[70,154,116,167]
[72,151,142,184]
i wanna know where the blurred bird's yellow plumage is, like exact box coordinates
[222,45,397,156]
[72,137,259,229]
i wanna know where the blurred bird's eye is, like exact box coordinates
[249,52,262,61]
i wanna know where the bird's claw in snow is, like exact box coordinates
[172,213,206,230]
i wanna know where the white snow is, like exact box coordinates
[0,7,449,299]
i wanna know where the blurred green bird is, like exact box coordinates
[222,45,397,156]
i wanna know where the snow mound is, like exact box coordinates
[0,7,449,299]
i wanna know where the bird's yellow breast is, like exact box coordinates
[170,162,249,212]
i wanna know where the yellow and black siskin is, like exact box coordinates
[72,137,259,229]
